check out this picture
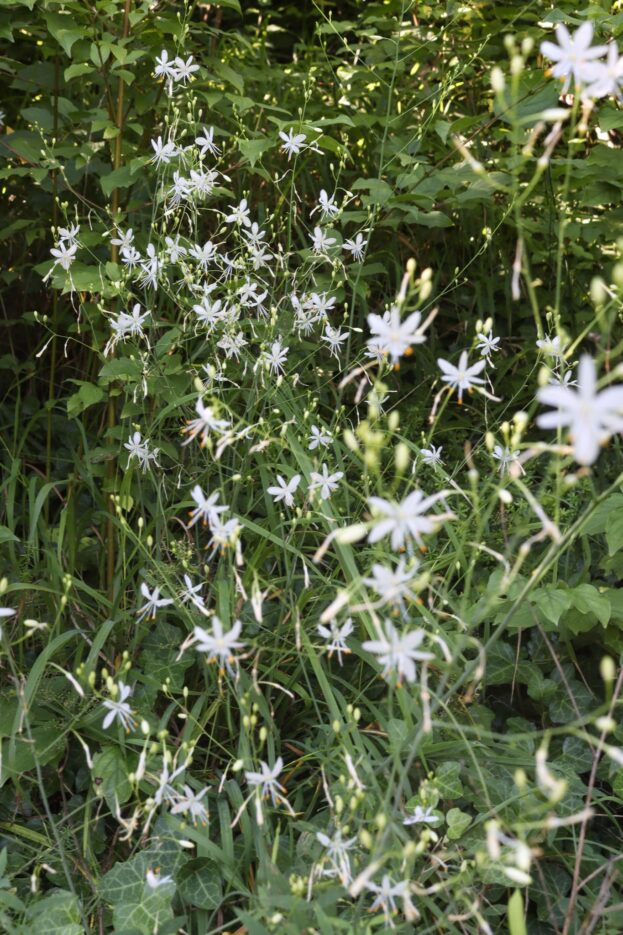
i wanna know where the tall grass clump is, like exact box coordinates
[1,1,623,932]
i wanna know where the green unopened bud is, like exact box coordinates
[491,66,505,93]
[590,276,607,306]
[395,442,410,473]
[600,656,615,684]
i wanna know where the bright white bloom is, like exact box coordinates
[317,618,354,666]
[154,50,177,81]
[193,617,244,673]
[308,425,332,450]
[217,331,248,360]
[309,463,343,500]
[206,516,241,554]
[420,444,443,467]
[583,42,623,99]
[312,188,339,219]
[262,340,289,375]
[550,369,577,388]
[124,431,159,471]
[316,828,357,884]
[536,334,565,359]
[170,784,209,825]
[167,171,191,207]
[322,324,349,359]
[362,620,433,684]
[150,136,177,165]
[121,245,141,269]
[245,757,291,810]
[180,574,205,610]
[57,223,80,246]
[187,485,228,528]
[493,444,522,474]
[310,226,336,254]
[189,166,219,197]
[343,232,367,261]
[102,682,135,732]
[225,198,251,227]
[146,870,174,889]
[123,303,151,338]
[366,875,416,928]
[49,241,78,272]
[363,560,418,609]
[266,474,301,508]
[537,354,623,465]
[195,125,220,157]
[0,605,16,639]
[403,804,441,826]
[165,236,187,264]
[173,55,200,83]
[111,227,134,251]
[279,127,306,159]
[0,110,5,127]
[367,306,428,364]
[368,488,453,549]
[437,350,486,403]
[138,243,160,290]
[476,330,500,361]
[189,240,217,270]
[182,399,231,447]
[136,582,174,623]
[540,21,608,91]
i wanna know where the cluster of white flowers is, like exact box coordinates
[540,22,623,99]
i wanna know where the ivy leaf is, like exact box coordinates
[112,887,173,935]
[92,746,132,812]
[446,807,471,841]
[176,858,223,909]
[25,890,83,935]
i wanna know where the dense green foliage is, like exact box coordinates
[1,1,623,933]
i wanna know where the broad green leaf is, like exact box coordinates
[44,13,84,56]
[606,511,623,556]
[100,165,135,198]
[351,177,393,205]
[569,584,610,627]
[532,588,572,627]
